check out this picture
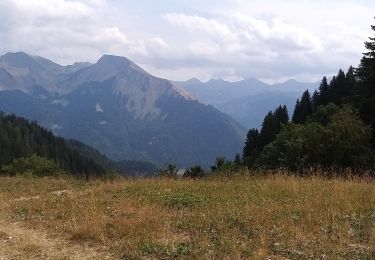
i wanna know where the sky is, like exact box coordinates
[0,0,374,83]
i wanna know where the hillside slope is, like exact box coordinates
[0,112,106,175]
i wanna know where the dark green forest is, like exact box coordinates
[0,112,158,177]
[243,21,375,172]
[0,112,108,177]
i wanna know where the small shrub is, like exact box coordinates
[211,157,239,174]
[184,165,205,179]
[158,164,178,178]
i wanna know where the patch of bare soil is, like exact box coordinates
[0,219,113,260]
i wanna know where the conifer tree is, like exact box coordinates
[329,70,346,104]
[343,66,356,100]
[292,99,301,123]
[275,105,289,126]
[355,20,375,135]
[243,128,260,159]
[259,106,289,149]
[259,111,277,148]
[292,90,312,124]
[312,90,319,111]
[318,77,329,106]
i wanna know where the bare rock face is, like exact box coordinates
[0,52,245,167]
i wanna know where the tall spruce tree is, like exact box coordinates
[275,105,289,126]
[343,66,356,100]
[330,69,346,104]
[292,90,312,124]
[355,20,375,136]
[260,106,289,148]
[318,76,329,106]
[292,99,301,123]
[259,111,277,148]
[243,128,260,165]
[243,105,289,166]
[312,90,319,111]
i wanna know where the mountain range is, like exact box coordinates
[0,52,245,168]
[178,78,319,128]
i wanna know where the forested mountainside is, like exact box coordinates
[0,112,106,176]
[0,112,158,176]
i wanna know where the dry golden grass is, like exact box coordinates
[0,174,375,259]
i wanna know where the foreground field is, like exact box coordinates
[0,175,375,259]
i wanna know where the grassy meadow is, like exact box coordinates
[0,173,375,259]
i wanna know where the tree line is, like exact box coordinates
[242,20,375,172]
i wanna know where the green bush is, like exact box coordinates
[158,164,178,178]
[211,157,239,174]
[184,165,205,179]
[0,154,64,177]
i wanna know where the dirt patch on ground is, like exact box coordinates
[0,219,113,260]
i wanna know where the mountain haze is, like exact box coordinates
[179,78,319,128]
[0,52,245,168]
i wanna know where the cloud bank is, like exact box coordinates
[0,0,373,82]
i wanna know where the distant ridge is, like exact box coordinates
[178,77,319,128]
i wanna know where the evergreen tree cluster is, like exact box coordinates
[292,68,356,125]
[0,112,106,176]
[243,105,288,165]
[243,20,375,172]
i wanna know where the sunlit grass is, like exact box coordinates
[0,173,374,259]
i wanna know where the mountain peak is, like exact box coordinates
[96,54,147,74]
[185,78,202,84]
[3,51,31,58]
[207,78,226,84]
[98,54,131,63]
[64,62,92,73]
[0,52,36,68]
[0,51,64,73]
[283,79,298,84]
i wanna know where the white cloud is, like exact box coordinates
[159,3,373,81]
[0,0,169,65]
[159,12,327,79]
[231,14,322,52]
[163,13,238,43]
[0,0,374,82]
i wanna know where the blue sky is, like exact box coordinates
[0,0,374,82]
